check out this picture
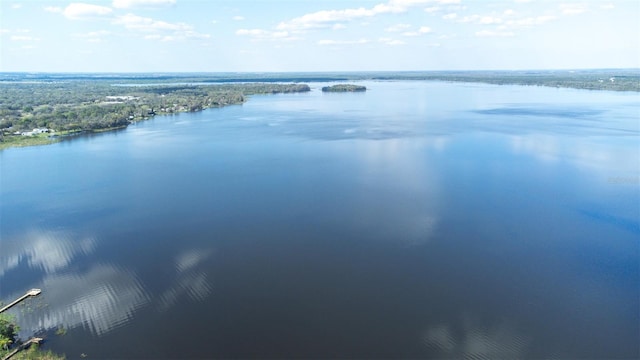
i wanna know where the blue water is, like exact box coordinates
[1,81,638,358]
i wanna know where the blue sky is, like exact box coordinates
[1,0,638,72]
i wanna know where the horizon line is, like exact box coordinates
[1,68,639,75]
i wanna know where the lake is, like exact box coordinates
[1,81,638,359]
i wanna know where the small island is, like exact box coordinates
[321,84,367,92]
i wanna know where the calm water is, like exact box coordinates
[1,81,638,359]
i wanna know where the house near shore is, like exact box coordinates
[21,128,51,136]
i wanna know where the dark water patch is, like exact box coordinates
[474,106,604,118]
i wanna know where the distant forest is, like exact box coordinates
[2,69,636,90]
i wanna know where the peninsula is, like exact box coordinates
[0,82,310,150]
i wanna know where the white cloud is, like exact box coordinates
[458,8,549,31]
[233,16,245,21]
[385,23,411,32]
[390,0,459,5]
[44,6,63,13]
[401,26,432,36]
[424,6,440,13]
[112,0,175,8]
[2,28,30,34]
[60,3,113,19]
[480,16,503,24]
[475,30,515,37]
[12,3,22,9]
[236,28,299,41]
[113,14,210,41]
[144,34,179,41]
[114,13,190,31]
[457,14,504,24]
[504,15,556,27]
[600,3,614,10]
[236,29,262,36]
[10,35,40,41]
[174,31,209,40]
[379,37,405,45]
[559,3,588,15]
[456,14,476,22]
[75,30,111,42]
[277,6,398,31]
[448,5,467,11]
[442,13,457,19]
[332,24,346,30]
[276,0,459,31]
[82,30,111,36]
[317,38,370,45]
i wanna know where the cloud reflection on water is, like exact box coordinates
[510,133,639,174]
[157,249,214,312]
[0,229,215,337]
[423,316,530,359]
[343,138,445,246]
[21,264,149,336]
[0,229,95,277]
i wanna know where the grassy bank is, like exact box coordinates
[0,134,58,150]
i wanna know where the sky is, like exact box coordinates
[0,0,638,72]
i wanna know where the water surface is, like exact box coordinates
[1,81,638,358]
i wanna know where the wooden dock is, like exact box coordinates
[1,337,43,360]
[0,289,41,314]
[1,289,44,360]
